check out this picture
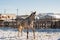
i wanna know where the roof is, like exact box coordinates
[50,15,60,19]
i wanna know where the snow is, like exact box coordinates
[0,27,60,40]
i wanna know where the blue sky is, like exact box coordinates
[0,0,60,15]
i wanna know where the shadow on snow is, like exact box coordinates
[0,27,60,33]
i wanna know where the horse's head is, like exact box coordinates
[31,11,36,16]
[29,11,36,20]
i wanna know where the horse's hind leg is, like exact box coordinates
[18,29,22,37]
[18,30,22,36]
[20,29,22,36]
[18,30,20,37]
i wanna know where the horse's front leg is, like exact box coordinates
[33,28,35,39]
[18,29,20,37]
[27,27,29,39]
[31,27,35,39]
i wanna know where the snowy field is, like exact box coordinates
[0,27,60,40]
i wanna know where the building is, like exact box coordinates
[0,14,16,21]
[0,14,16,27]
[35,14,60,29]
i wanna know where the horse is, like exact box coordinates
[17,11,36,39]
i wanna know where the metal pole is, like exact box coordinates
[16,8,18,28]
[4,9,6,14]
[17,9,18,16]
[0,9,2,14]
[4,9,6,27]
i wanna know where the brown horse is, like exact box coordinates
[17,11,36,39]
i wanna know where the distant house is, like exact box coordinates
[0,14,16,21]
[35,14,60,29]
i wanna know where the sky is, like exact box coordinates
[0,0,60,15]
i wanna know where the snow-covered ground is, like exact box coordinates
[0,27,60,40]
